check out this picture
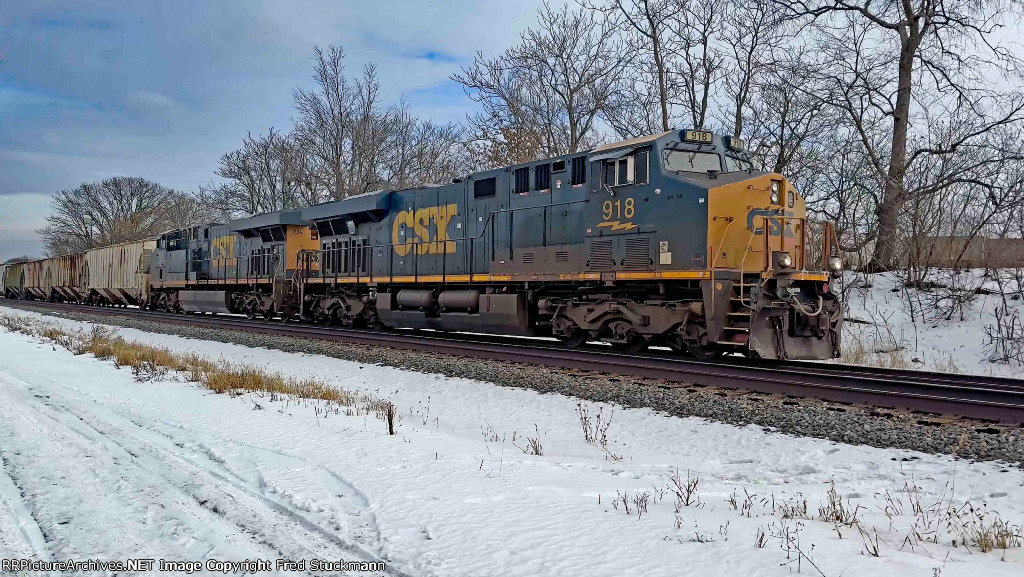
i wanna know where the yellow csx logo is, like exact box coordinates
[391,204,458,256]
[211,236,237,260]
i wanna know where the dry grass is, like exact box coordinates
[0,312,395,431]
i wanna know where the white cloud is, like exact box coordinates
[123,90,178,112]
[0,192,52,258]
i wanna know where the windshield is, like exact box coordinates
[663,150,722,174]
[724,154,754,172]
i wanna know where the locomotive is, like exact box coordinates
[5,130,843,360]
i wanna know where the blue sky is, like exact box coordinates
[0,0,549,259]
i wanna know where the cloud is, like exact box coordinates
[416,51,458,63]
[0,0,553,256]
[123,90,179,112]
[0,193,51,259]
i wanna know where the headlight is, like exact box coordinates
[827,255,843,273]
[778,252,793,269]
[770,181,781,204]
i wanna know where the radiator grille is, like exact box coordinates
[624,237,652,270]
[587,240,614,270]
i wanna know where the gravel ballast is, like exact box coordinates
[3,301,1023,467]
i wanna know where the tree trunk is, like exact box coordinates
[868,31,917,272]
[646,10,669,132]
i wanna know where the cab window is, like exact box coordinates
[602,149,649,187]
[724,155,754,172]
[664,149,723,174]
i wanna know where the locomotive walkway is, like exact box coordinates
[5,300,1024,425]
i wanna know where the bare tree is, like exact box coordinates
[200,128,315,218]
[383,101,468,189]
[777,0,1024,271]
[586,0,681,133]
[719,0,785,138]
[669,0,727,130]
[37,177,200,256]
[291,46,467,196]
[454,1,625,163]
[293,45,352,200]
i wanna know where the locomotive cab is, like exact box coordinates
[580,129,842,360]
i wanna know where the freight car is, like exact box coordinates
[145,129,842,360]
[3,262,26,299]
[86,240,157,306]
[18,254,88,302]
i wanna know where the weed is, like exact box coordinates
[818,481,863,526]
[481,422,501,442]
[755,525,768,548]
[512,424,544,456]
[727,487,757,518]
[772,518,826,576]
[772,492,810,520]
[576,401,620,459]
[946,499,1023,554]
[668,468,700,511]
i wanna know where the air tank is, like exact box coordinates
[438,290,480,312]
[396,290,435,310]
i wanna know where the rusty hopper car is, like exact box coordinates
[86,240,157,306]
[3,262,26,299]
[23,254,89,302]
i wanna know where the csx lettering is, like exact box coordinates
[211,235,236,259]
[747,209,795,238]
[391,204,458,256]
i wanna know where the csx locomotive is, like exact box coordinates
[4,130,843,360]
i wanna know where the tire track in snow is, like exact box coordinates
[0,371,276,564]
[3,371,407,576]
[0,449,50,560]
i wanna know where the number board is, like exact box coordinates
[683,130,714,143]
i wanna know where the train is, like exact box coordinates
[1,129,844,360]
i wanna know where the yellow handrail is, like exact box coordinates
[710,216,736,269]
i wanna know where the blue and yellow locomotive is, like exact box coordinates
[143,129,842,359]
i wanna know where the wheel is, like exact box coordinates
[560,329,588,348]
[685,341,724,359]
[245,305,257,321]
[262,306,275,322]
[611,334,649,354]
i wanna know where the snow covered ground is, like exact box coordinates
[841,270,1024,377]
[1,305,1023,576]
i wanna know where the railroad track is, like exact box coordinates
[4,299,1024,425]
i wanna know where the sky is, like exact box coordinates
[0,0,552,259]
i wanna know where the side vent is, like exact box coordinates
[624,237,652,270]
[555,250,569,262]
[522,252,535,265]
[587,240,614,270]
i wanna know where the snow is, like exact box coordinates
[1,304,1023,576]
[841,270,1024,377]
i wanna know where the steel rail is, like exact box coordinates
[5,299,1024,425]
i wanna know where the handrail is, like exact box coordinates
[710,216,736,270]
